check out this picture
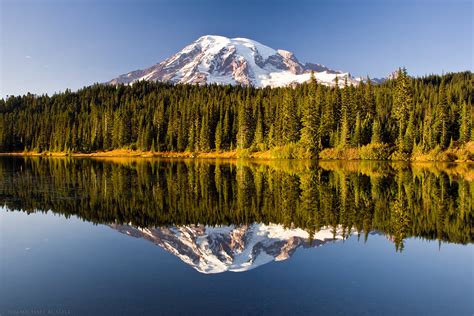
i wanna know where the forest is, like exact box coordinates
[0,69,472,160]
[0,157,472,251]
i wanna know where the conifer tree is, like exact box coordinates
[237,100,252,148]
[364,78,376,119]
[459,101,472,144]
[199,112,210,151]
[437,80,449,149]
[353,112,362,147]
[393,68,412,152]
[371,119,382,144]
[339,105,350,148]
[215,120,222,151]
[254,106,264,150]
[301,72,321,156]
[188,116,197,151]
[282,89,299,144]
[222,109,231,150]
[404,112,415,153]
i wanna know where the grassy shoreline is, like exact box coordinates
[1,142,473,162]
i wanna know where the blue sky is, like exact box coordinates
[1,0,472,96]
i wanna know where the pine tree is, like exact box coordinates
[404,111,415,153]
[353,112,362,147]
[364,78,376,119]
[215,120,222,151]
[371,119,382,144]
[393,68,412,152]
[199,112,210,151]
[254,106,264,150]
[282,89,299,144]
[301,72,321,156]
[237,100,252,149]
[338,77,354,148]
[459,101,472,143]
[188,116,197,151]
[321,87,336,147]
[222,109,231,150]
[437,80,449,149]
[339,104,350,148]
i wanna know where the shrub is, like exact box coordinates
[359,143,392,160]
[269,143,305,159]
[319,147,359,160]
[236,148,253,158]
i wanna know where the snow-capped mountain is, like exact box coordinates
[110,223,346,274]
[108,35,359,88]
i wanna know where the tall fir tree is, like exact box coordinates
[282,89,300,144]
[393,68,413,152]
[437,80,450,149]
[371,119,382,144]
[459,101,472,143]
[215,120,222,151]
[237,99,253,148]
[301,72,321,157]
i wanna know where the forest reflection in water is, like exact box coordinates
[0,157,472,257]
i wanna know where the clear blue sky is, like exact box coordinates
[1,0,472,97]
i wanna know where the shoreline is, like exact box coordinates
[1,147,473,163]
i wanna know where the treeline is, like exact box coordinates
[0,70,472,158]
[1,158,472,251]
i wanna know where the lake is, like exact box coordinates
[0,157,472,315]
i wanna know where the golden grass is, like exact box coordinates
[1,141,472,162]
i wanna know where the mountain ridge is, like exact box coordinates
[108,35,370,88]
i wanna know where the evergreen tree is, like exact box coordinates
[339,102,350,147]
[404,112,415,153]
[301,72,321,156]
[437,80,450,149]
[254,105,265,150]
[282,89,299,144]
[222,109,231,150]
[459,101,472,144]
[199,111,210,151]
[371,119,382,144]
[237,100,253,149]
[353,112,362,147]
[393,68,413,152]
[364,78,376,119]
[215,120,222,151]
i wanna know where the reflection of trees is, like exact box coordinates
[0,157,472,250]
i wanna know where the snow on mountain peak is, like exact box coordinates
[108,35,359,88]
[276,49,293,59]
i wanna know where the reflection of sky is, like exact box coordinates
[1,209,472,315]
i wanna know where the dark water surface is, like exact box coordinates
[0,157,473,315]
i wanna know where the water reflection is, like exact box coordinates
[111,223,347,274]
[0,157,472,262]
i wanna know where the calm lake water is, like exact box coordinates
[0,157,472,316]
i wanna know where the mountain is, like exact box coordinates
[108,35,360,88]
[110,223,346,274]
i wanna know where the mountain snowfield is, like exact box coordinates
[108,35,363,88]
[110,223,347,274]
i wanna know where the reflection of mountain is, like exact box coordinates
[2,158,472,249]
[110,223,344,274]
